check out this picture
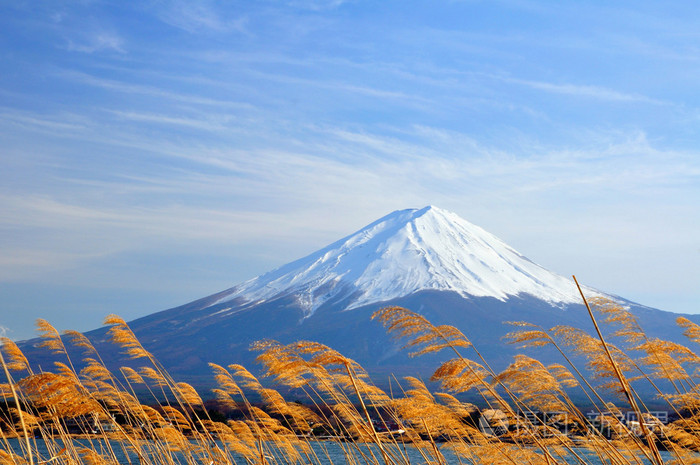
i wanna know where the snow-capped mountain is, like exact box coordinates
[209,206,598,319]
[20,206,697,393]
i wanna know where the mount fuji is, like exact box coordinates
[21,206,699,388]
[208,206,598,318]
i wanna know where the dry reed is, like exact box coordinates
[0,281,699,465]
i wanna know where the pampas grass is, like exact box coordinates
[2,280,700,465]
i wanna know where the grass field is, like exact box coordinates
[2,281,700,465]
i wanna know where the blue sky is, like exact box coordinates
[1,0,698,341]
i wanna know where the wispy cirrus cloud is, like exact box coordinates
[65,31,126,54]
[498,75,668,104]
[54,70,257,109]
[152,0,248,34]
[0,110,89,133]
[109,110,234,132]
[282,0,352,11]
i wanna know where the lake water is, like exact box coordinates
[0,437,686,465]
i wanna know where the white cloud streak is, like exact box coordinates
[66,31,126,54]
[152,0,248,34]
[55,70,256,110]
[498,76,668,104]
[283,0,351,11]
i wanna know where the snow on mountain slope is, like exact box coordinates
[211,206,599,317]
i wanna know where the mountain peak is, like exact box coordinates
[211,207,595,317]
[380,205,451,222]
